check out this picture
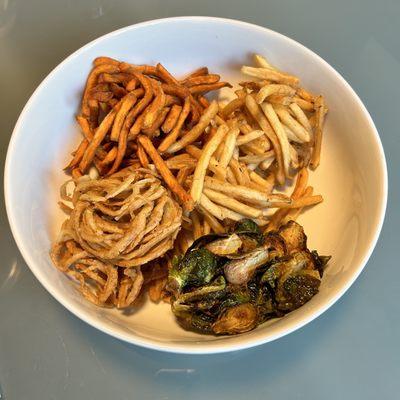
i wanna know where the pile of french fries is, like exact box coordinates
[65,53,327,265]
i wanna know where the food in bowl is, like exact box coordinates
[50,52,330,334]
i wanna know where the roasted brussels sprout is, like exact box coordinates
[212,303,258,334]
[167,220,330,336]
[168,248,219,292]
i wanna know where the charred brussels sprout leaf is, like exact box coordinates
[278,273,321,310]
[234,219,260,235]
[168,248,219,292]
[311,250,331,277]
[234,219,264,246]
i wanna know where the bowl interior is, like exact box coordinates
[5,17,386,353]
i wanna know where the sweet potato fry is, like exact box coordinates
[141,106,170,136]
[137,135,194,211]
[81,64,120,116]
[166,100,219,153]
[156,63,179,85]
[142,81,166,130]
[183,74,220,87]
[161,104,182,133]
[110,93,137,141]
[79,107,118,173]
[158,97,191,152]
[189,82,232,95]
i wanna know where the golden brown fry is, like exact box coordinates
[204,176,286,207]
[137,135,194,211]
[190,124,229,204]
[282,186,314,224]
[189,82,232,95]
[203,219,211,235]
[110,93,137,141]
[253,54,277,70]
[293,96,314,111]
[274,105,310,142]
[310,96,327,170]
[161,104,182,133]
[241,66,299,87]
[220,98,245,119]
[203,188,262,218]
[200,193,243,221]
[197,205,225,234]
[250,170,275,193]
[158,97,191,152]
[191,210,202,239]
[245,95,285,185]
[166,100,219,153]
[291,167,309,199]
[148,277,167,303]
[216,127,239,179]
[236,130,264,146]
[289,102,312,132]
[239,151,275,164]
[297,88,315,102]
[270,195,322,209]
[229,159,246,186]
[260,103,291,177]
[256,84,296,104]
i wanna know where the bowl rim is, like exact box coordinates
[4,16,388,354]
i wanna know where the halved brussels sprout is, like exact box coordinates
[212,303,258,335]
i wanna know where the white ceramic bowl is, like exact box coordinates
[5,17,387,354]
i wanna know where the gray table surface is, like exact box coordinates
[1,1,399,399]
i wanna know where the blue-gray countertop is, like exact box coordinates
[1,1,399,398]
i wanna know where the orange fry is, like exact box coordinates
[137,135,194,211]
[161,104,182,133]
[158,97,191,152]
